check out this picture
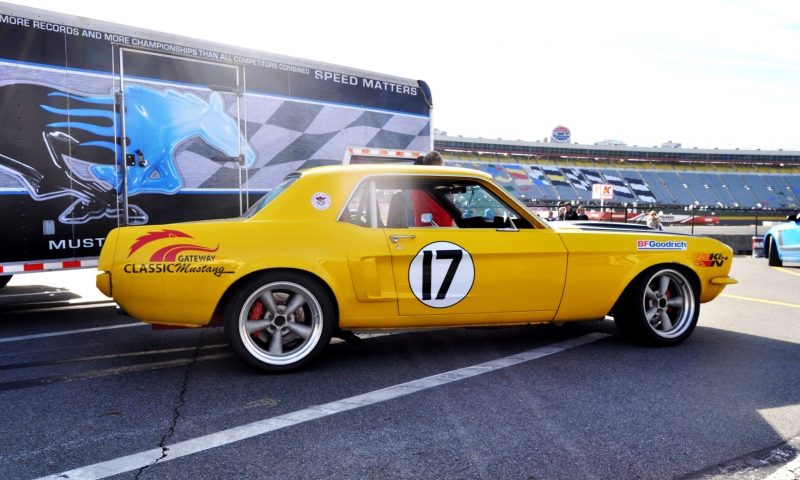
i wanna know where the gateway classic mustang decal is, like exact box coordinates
[124,228,232,277]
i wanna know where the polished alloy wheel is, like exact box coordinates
[640,269,695,339]
[237,281,324,366]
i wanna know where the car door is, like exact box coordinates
[777,219,800,260]
[380,177,568,322]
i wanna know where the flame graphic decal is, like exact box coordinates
[128,229,192,257]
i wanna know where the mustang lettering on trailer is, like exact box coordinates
[97,164,737,373]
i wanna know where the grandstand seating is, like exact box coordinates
[698,172,736,206]
[658,171,698,205]
[679,171,719,206]
[638,171,678,204]
[440,156,800,209]
[620,171,657,203]
[717,173,761,207]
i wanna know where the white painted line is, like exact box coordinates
[0,322,146,343]
[37,332,608,480]
[1,301,116,313]
[764,455,800,480]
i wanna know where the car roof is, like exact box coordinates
[298,163,494,181]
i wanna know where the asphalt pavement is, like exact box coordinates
[0,259,798,480]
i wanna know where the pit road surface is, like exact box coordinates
[0,257,798,479]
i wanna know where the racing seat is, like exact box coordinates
[386,192,409,228]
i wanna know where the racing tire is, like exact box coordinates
[614,267,699,346]
[767,237,783,267]
[223,271,335,372]
[0,275,11,289]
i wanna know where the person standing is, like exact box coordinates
[576,205,589,220]
[559,202,578,221]
[411,151,453,226]
[647,210,664,231]
[414,151,444,166]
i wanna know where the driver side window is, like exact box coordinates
[445,184,531,229]
[339,176,531,229]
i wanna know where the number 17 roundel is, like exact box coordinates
[408,241,475,308]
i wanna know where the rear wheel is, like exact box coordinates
[614,267,698,346]
[224,271,335,372]
[767,237,783,267]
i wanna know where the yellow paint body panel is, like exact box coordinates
[96,164,735,329]
[552,230,733,321]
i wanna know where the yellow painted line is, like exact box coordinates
[716,215,787,221]
[721,294,800,309]
[772,266,800,277]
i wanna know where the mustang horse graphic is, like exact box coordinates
[0,82,256,224]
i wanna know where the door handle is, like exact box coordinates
[389,234,416,244]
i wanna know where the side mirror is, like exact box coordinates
[420,213,433,224]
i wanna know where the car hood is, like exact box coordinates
[550,221,675,233]
[765,220,800,236]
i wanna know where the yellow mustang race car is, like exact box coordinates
[96,164,736,372]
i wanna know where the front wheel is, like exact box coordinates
[614,267,699,346]
[224,272,335,372]
[767,237,783,267]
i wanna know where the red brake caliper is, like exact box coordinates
[249,300,265,320]
[248,301,265,338]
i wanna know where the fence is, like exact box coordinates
[528,204,797,254]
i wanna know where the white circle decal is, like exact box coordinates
[311,192,331,210]
[408,241,474,308]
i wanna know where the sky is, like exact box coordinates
[8,0,800,151]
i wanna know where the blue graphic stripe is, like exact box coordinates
[48,92,114,105]
[0,60,430,119]
[45,121,115,136]
[82,141,117,150]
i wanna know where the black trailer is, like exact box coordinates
[0,3,432,286]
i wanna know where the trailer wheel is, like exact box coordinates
[223,271,335,372]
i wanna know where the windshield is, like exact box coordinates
[242,176,298,218]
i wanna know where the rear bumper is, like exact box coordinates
[96,272,111,297]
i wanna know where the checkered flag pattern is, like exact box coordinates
[602,173,636,200]
[579,169,605,185]
[623,174,657,203]
[179,94,430,190]
[564,168,591,191]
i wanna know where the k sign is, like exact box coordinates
[592,184,614,200]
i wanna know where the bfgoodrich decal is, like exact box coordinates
[636,240,688,251]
